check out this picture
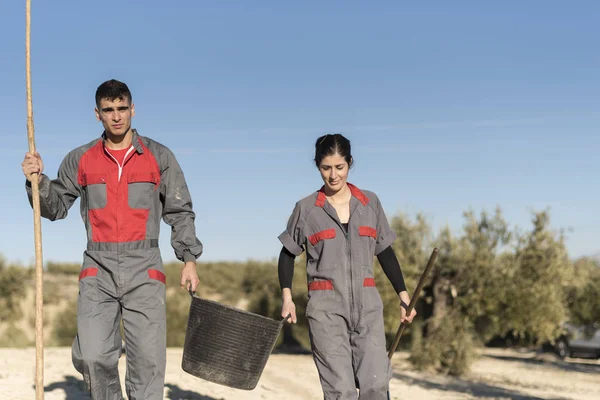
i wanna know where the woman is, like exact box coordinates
[277,133,416,399]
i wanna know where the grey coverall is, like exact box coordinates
[26,129,203,399]
[279,183,397,400]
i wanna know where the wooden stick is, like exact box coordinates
[388,247,438,360]
[26,0,45,398]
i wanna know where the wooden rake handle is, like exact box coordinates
[26,1,45,398]
[387,247,439,360]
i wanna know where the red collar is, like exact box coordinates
[315,182,369,207]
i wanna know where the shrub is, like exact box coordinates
[52,298,78,346]
[0,263,32,322]
[410,310,477,376]
[0,324,33,348]
[166,289,191,347]
[46,261,81,276]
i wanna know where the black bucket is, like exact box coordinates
[181,289,290,390]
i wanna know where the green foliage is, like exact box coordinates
[378,213,431,346]
[570,279,600,326]
[402,208,573,375]
[389,212,432,287]
[565,257,600,327]
[1,203,594,381]
[166,289,191,347]
[240,258,312,350]
[0,256,32,322]
[241,260,281,318]
[46,261,81,275]
[0,323,33,348]
[52,298,78,346]
[43,279,64,305]
[503,211,570,344]
[453,208,512,342]
[164,260,251,304]
[410,310,477,376]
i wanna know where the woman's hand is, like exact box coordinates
[399,291,417,323]
[281,288,297,323]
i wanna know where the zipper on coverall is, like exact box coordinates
[346,225,354,328]
[325,202,356,329]
[104,146,135,290]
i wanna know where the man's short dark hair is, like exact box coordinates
[95,79,132,107]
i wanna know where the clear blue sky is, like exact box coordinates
[1,1,598,266]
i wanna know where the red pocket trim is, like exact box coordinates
[127,172,159,184]
[79,267,98,281]
[363,277,376,287]
[80,173,107,186]
[308,228,336,246]
[308,280,334,291]
[358,226,377,238]
[148,269,166,284]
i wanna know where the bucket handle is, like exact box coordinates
[187,286,292,324]
[277,313,292,328]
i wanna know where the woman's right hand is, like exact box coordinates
[281,289,297,323]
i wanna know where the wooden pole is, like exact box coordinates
[388,247,438,360]
[26,0,45,398]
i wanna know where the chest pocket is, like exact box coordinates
[307,228,338,272]
[308,228,336,246]
[358,226,377,239]
[358,225,378,260]
[127,172,159,209]
[81,173,107,210]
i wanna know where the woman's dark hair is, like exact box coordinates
[314,133,353,167]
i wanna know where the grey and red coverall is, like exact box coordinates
[279,183,397,400]
[25,129,203,399]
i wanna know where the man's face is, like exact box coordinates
[95,97,135,137]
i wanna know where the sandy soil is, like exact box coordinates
[0,347,598,399]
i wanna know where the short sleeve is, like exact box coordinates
[278,202,305,256]
[374,195,397,255]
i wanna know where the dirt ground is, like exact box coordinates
[0,347,598,399]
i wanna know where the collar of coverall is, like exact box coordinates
[315,182,369,207]
[100,128,145,154]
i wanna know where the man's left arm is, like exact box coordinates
[158,146,203,291]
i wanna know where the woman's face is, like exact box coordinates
[318,152,350,193]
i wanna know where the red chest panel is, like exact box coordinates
[77,139,161,243]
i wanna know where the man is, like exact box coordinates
[21,79,203,399]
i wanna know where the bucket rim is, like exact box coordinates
[190,293,286,325]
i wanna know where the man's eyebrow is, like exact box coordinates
[101,106,129,112]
